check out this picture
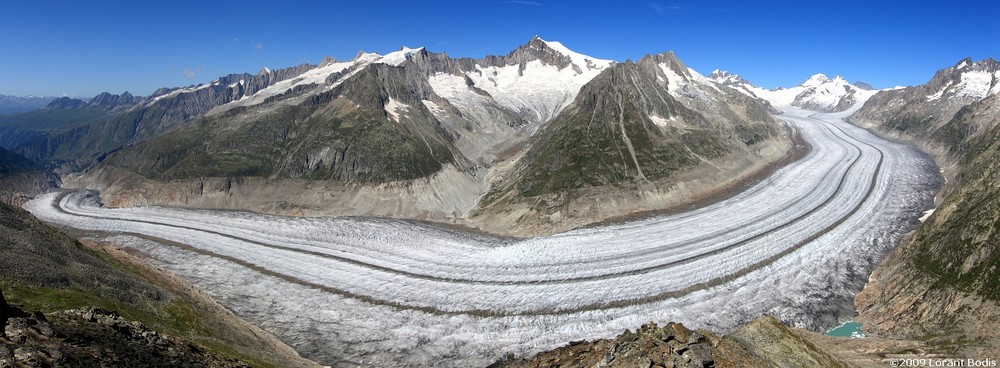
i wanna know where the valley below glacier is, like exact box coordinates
[24,108,940,367]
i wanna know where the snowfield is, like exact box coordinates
[24,108,938,367]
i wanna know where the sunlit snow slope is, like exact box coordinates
[24,109,937,367]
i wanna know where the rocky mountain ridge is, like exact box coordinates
[852,58,999,154]
[850,57,1000,357]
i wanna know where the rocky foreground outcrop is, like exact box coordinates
[490,316,847,368]
[0,288,247,367]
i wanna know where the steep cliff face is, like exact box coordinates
[96,63,457,184]
[853,59,1000,355]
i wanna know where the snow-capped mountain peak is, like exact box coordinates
[426,36,615,126]
[353,50,383,63]
[801,73,830,87]
[924,57,1000,101]
[709,69,879,112]
[511,35,613,74]
[708,69,749,86]
[954,58,972,70]
[534,36,613,71]
[377,46,426,66]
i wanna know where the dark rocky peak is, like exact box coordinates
[573,60,687,121]
[930,57,993,82]
[319,56,338,65]
[921,57,1000,97]
[399,47,482,77]
[501,35,575,71]
[148,87,174,100]
[639,51,692,85]
[854,81,874,90]
[321,63,437,110]
[88,91,137,110]
[709,69,751,86]
[953,57,974,70]
[42,96,88,111]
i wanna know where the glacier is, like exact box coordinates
[24,108,938,367]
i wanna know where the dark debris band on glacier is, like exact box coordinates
[25,108,939,367]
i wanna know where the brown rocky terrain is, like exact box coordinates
[491,316,850,368]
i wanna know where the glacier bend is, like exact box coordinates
[24,108,939,367]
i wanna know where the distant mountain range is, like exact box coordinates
[707,70,878,112]
[0,94,56,114]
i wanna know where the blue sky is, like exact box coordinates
[1,0,997,97]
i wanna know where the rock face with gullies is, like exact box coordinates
[491,316,847,368]
[0,147,57,206]
[852,58,1000,357]
[2,63,315,166]
[95,62,458,184]
[0,293,249,368]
